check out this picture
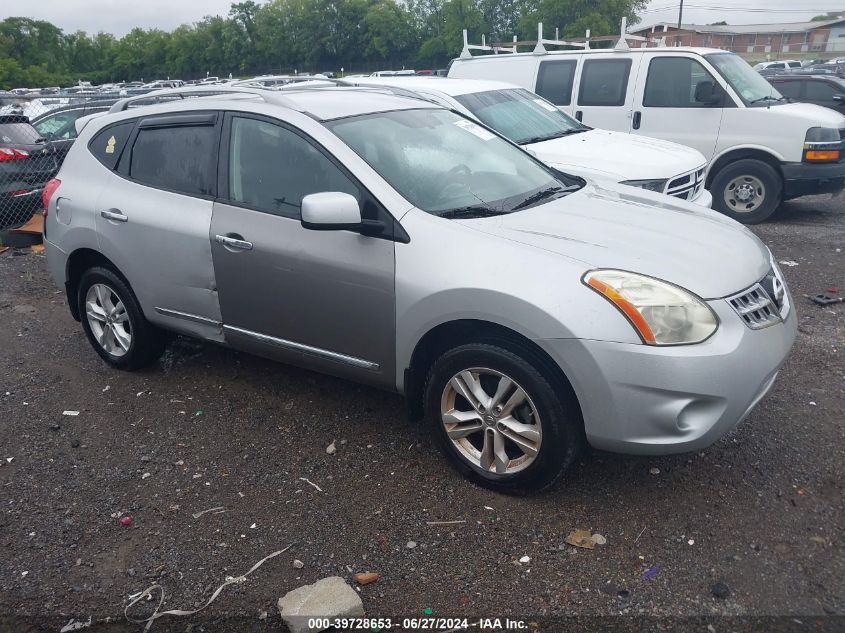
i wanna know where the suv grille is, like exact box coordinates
[727,267,790,330]
[666,167,706,201]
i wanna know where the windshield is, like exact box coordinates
[453,88,587,145]
[327,108,581,217]
[706,52,784,105]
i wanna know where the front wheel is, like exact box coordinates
[711,159,782,224]
[77,267,166,370]
[423,343,584,492]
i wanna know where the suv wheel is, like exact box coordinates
[423,343,583,492]
[711,159,782,224]
[77,267,166,370]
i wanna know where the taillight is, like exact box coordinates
[0,147,29,161]
[42,178,61,216]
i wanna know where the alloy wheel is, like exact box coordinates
[85,283,132,357]
[440,367,542,475]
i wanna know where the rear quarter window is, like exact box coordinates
[88,122,135,170]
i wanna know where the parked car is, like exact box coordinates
[767,75,845,114]
[31,99,119,164]
[753,60,803,72]
[449,46,845,223]
[0,114,58,229]
[347,76,712,207]
[44,87,796,490]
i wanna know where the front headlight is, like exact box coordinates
[804,127,841,162]
[620,179,668,193]
[583,270,718,345]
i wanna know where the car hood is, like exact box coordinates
[525,129,707,182]
[461,181,770,299]
[766,101,845,127]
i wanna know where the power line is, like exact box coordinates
[640,3,844,14]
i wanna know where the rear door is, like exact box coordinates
[210,112,397,388]
[572,54,639,130]
[94,111,222,339]
[631,53,726,159]
[804,79,845,112]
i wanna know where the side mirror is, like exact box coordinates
[833,94,844,102]
[301,192,362,231]
[694,81,721,105]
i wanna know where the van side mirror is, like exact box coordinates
[694,81,721,105]
[301,192,362,231]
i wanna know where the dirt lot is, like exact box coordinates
[0,196,843,633]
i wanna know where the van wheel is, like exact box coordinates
[423,343,584,492]
[77,267,166,370]
[711,159,782,224]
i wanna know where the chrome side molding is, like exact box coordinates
[154,307,221,327]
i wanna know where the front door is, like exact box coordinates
[210,113,397,388]
[631,54,726,159]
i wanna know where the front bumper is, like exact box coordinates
[692,188,713,209]
[539,295,797,455]
[782,160,845,199]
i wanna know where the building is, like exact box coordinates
[629,19,845,56]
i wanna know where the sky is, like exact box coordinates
[0,0,844,36]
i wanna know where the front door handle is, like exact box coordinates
[100,209,128,222]
[575,110,583,122]
[632,111,642,130]
[215,234,253,251]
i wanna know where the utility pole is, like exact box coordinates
[677,0,685,46]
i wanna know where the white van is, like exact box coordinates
[449,45,845,223]
[349,76,712,207]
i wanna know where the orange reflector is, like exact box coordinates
[586,277,656,344]
[804,150,840,162]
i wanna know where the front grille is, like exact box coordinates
[666,167,706,201]
[727,266,790,330]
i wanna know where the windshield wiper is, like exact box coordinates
[439,205,508,220]
[522,129,585,144]
[511,186,566,211]
[748,95,787,104]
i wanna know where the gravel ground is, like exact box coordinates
[0,196,843,633]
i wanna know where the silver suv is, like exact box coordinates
[44,87,796,491]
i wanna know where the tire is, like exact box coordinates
[423,343,584,492]
[77,267,166,370]
[710,159,782,224]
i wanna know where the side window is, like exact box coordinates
[643,57,720,108]
[535,60,577,106]
[578,59,632,107]
[88,121,135,170]
[805,81,837,101]
[128,123,216,196]
[34,110,82,140]
[773,80,802,99]
[227,116,360,219]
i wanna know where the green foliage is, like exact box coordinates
[0,0,646,88]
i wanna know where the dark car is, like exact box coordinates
[767,75,845,113]
[0,114,59,229]
[31,99,118,164]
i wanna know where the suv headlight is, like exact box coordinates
[583,270,718,345]
[621,179,668,193]
[804,127,841,162]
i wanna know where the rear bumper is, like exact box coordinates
[782,160,845,199]
[538,296,796,455]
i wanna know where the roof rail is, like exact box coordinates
[108,85,301,114]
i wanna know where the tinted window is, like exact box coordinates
[644,57,720,108]
[535,60,577,106]
[89,122,135,170]
[773,80,802,99]
[129,124,216,196]
[578,59,632,106]
[0,121,40,144]
[805,81,837,100]
[228,117,359,219]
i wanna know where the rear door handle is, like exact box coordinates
[633,111,642,130]
[215,234,253,251]
[575,110,583,122]
[100,209,128,222]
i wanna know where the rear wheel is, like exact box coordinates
[423,343,584,492]
[77,267,166,370]
[711,159,782,224]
